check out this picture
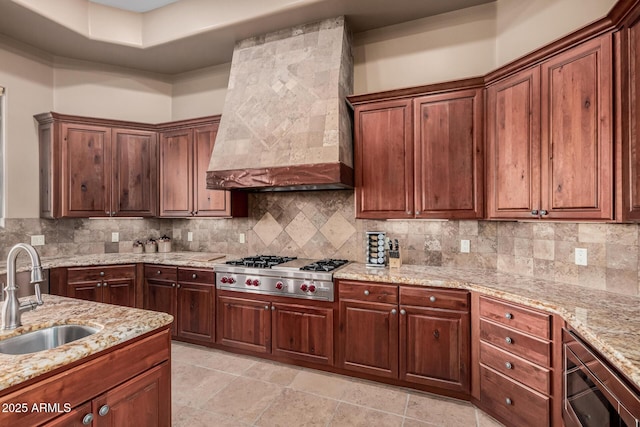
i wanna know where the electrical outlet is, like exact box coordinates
[31,235,45,246]
[460,240,470,253]
[187,231,193,242]
[239,233,246,244]
[111,232,119,242]
[575,248,588,266]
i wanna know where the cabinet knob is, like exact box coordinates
[540,210,548,216]
[429,296,436,303]
[99,271,105,277]
[96,283,102,287]
[264,305,270,310]
[364,290,370,296]
[192,273,197,279]
[271,306,275,311]
[82,413,94,425]
[416,210,420,215]
[406,210,411,215]
[103,283,108,287]
[531,209,538,215]
[505,398,512,406]
[505,336,513,344]
[400,309,406,315]
[505,361,513,370]
[391,309,397,315]
[172,283,176,287]
[157,270,162,275]
[505,312,513,320]
[177,284,181,288]
[98,404,110,417]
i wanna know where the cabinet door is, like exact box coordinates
[144,279,177,336]
[486,67,542,219]
[354,99,414,219]
[159,129,193,217]
[67,281,102,303]
[95,362,170,427]
[399,306,470,392]
[44,402,92,427]
[193,124,232,216]
[217,295,271,353]
[414,89,483,219]
[541,34,613,220]
[338,300,398,378]
[112,129,157,217]
[272,302,334,366]
[177,282,215,344]
[61,123,111,217]
[103,278,136,308]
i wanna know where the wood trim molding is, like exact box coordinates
[34,112,221,132]
[206,162,354,190]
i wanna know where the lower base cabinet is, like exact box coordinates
[63,265,137,307]
[216,292,334,365]
[0,328,171,426]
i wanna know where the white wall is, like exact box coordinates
[53,59,172,123]
[495,0,618,66]
[0,38,53,219]
[171,63,230,120]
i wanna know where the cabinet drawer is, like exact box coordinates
[400,287,469,311]
[338,281,398,303]
[479,319,551,367]
[480,341,550,395]
[480,366,550,427]
[144,265,177,281]
[67,265,135,282]
[178,268,215,284]
[479,296,551,339]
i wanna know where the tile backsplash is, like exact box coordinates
[2,190,640,296]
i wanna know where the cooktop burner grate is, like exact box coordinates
[300,259,349,272]
[225,255,297,269]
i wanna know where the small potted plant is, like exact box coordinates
[144,238,157,253]
[132,240,144,254]
[158,235,172,253]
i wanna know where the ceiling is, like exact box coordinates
[0,0,495,75]
[89,0,179,13]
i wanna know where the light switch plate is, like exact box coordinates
[187,231,193,242]
[575,248,588,266]
[460,240,470,253]
[31,235,45,246]
[111,232,119,242]
[239,233,246,244]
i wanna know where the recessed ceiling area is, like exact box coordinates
[89,0,179,13]
[0,0,496,75]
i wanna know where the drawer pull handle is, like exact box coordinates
[505,362,513,369]
[433,329,440,339]
[364,290,370,296]
[505,398,512,406]
[505,337,513,344]
[99,271,105,277]
[429,296,436,303]
[192,273,197,279]
[82,413,94,425]
[157,270,162,275]
[505,312,513,320]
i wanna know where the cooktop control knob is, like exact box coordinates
[221,276,229,283]
[245,278,252,286]
[300,284,308,292]
[275,281,284,290]
[228,277,236,284]
[308,284,316,293]
[252,279,260,287]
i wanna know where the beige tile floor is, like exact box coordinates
[171,342,505,427]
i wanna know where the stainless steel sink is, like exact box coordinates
[0,324,100,355]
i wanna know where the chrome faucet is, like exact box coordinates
[1,243,44,330]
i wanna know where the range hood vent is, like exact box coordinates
[207,16,354,191]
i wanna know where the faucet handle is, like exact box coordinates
[34,283,44,306]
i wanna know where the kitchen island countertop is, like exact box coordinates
[335,263,640,391]
[0,294,173,392]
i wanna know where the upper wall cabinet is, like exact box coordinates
[486,33,613,221]
[349,84,484,220]
[36,113,158,218]
[158,117,248,218]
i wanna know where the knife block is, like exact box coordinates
[389,248,402,269]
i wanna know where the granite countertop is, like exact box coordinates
[334,263,640,391]
[2,251,228,276]
[0,294,173,392]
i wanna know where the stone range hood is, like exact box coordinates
[207,16,354,191]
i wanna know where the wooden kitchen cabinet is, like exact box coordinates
[217,294,272,353]
[36,113,158,218]
[338,280,470,392]
[176,268,216,344]
[158,117,247,217]
[1,328,171,427]
[350,83,483,220]
[487,33,613,220]
[66,265,136,307]
[144,265,178,336]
